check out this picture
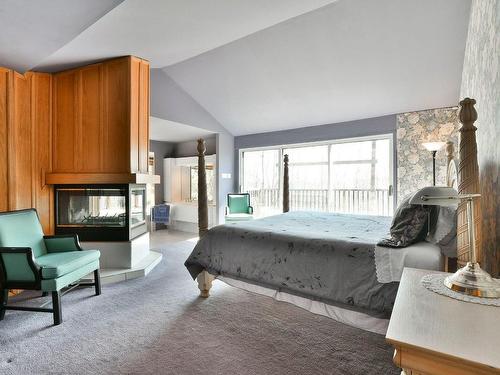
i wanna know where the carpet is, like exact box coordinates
[0,238,399,375]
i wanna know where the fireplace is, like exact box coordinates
[55,184,147,241]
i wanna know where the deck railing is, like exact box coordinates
[246,188,392,217]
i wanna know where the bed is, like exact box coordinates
[185,138,458,334]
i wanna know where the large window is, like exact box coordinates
[240,135,393,217]
[242,150,281,217]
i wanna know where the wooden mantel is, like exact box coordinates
[46,172,160,185]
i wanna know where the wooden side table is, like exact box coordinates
[386,268,500,375]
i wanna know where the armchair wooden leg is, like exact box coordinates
[0,290,8,321]
[52,291,62,326]
[94,269,102,296]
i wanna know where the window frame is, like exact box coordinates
[240,134,393,191]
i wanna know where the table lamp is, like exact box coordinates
[422,142,446,186]
[410,186,500,298]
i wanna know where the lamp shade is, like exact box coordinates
[422,142,446,152]
[409,186,459,206]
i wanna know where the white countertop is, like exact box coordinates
[386,268,500,370]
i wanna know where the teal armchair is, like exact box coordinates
[0,209,101,325]
[225,193,254,222]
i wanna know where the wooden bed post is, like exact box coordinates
[457,98,482,267]
[197,138,214,297]
[197,138,209,238]
[283,154,289,213]
[445,141,458,272]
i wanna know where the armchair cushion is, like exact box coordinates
[44,235,82,253]
[225,213,254,222]
[37,250,100,279]
[227,194,252,214]
[41,260,99,292]
[0,210,47,257]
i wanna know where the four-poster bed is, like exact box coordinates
[187,99,477,333]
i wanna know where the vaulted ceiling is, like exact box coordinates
[0,0,471,136]
[164,0,471,135]
[0,0,124,72]
[33,0,338,72]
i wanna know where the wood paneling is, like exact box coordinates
[29,72,53,234]
[53,70,78,172]
[102,58,130,173]
[46,172,159,185]
[0,69,52,232]
[79,64,102,172]
[9,72,32,210]
[51,56,152,178]
[138,59,150,174]
[0,68,9,211]
[129,58,140,173]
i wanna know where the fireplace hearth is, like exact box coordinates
[55,184,147,241]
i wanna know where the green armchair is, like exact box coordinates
[0,209,101,325]
[225,193,254,222]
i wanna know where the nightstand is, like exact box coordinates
[386,268,500,375]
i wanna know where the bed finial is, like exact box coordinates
[197,138,209,238]
[457,98,482,267]
[283,154,289,213]
[459,97,478,128]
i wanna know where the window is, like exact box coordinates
[190,166,215,203]
[240,135,393,218]
[241,150,281,217]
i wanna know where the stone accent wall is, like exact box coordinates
[396,107,460,202]
[460,0,499,276]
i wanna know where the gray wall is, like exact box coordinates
[150,140,175,204]
[150,68,235,223]
[234,115,397,195]
[174,136,216,158]
[460,0,499,276]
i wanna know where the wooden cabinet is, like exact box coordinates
[50,56,153,181]
[0,68,53,233]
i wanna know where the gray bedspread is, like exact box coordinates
[185,211,399,316]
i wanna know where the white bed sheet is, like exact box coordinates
[213,242,441,335]
[218,276,389,335]
[375,241,443,283]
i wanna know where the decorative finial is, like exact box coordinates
[197,138,206,155]
[459,98,478,129]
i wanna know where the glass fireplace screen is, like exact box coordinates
[130,187,145,228]
[57,188,127,227]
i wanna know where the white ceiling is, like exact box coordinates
[35,0,337,72]
[0,0,123,72]
[165,0,471,136]
[1,0,472,137]
[150,116,214,142]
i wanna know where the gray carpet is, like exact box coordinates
[0,238,399,375]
